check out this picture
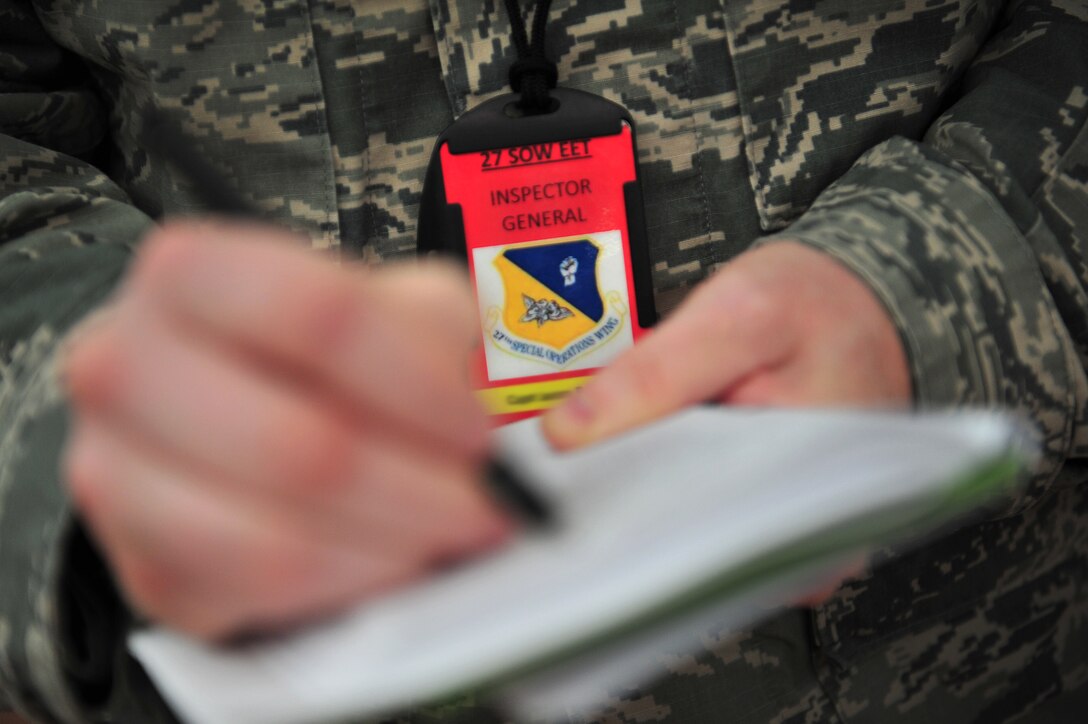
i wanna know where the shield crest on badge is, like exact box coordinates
[493,239,603,350]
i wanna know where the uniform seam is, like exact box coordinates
[806,610,850,724]
[720,4,775,232]
[1030,106,1088,205]
[298,0,337,250]
[350,4,375,248]
[432,0,467,117]
[673,0,711,245]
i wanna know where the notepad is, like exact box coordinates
[130,408,1030,724]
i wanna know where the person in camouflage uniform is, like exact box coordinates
[1,0,1087,722]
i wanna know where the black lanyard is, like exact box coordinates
[504,0,557,113]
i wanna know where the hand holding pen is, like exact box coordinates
[59,112,537,641]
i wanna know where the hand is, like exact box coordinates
[542,241,909,604]
[543,241,911,448]
[62,221,510,639]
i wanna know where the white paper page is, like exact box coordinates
[130,408,1023,724]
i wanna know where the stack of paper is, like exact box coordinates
[130,408,1030,724]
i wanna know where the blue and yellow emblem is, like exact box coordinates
[495,239,603,350]
[481,237,628,371]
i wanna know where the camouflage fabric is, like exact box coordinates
[0,0,1086,722]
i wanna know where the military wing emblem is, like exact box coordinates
[520,294,574,327]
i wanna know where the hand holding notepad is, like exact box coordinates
[131,407,1030,724]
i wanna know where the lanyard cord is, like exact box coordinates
[504,0,557,113]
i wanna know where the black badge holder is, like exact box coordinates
[418,2,655,423]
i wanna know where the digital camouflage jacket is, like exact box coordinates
[1,1,1087,722]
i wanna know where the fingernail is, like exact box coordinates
[559,387,595,424]
[542,387,595,450]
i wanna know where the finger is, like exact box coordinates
[64,304,509,545]
[721,367,818,407]
[130,222,487,453]
[278,432,512,562]
[724,363,852,407]
[65,416,407,638]
[542,274,794,449]
[65,302,367,502]
[725,338,911,408]
[63,418,505,639]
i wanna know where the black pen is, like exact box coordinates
[141,109,555,529]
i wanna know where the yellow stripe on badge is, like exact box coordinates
[478,376,590,415]
[494,254,596,349]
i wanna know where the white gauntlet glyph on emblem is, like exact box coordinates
[560,255,578,286]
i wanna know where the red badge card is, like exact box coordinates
[419,89,655,423]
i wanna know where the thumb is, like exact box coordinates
[541,283,787,450]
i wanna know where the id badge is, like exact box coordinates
[419,88,656,423]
